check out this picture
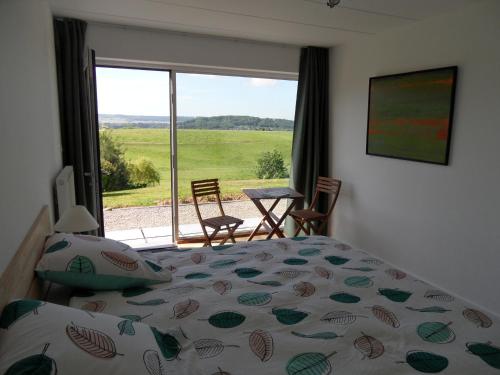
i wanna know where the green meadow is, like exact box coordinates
[102,128,293,208]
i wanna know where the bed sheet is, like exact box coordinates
[69,236,500,374]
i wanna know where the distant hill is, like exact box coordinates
[99,114,293,131]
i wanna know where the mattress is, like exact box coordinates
[69,236,500,374]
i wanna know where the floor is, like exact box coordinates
[105,217,272,248]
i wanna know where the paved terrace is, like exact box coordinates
[104,199,287,247]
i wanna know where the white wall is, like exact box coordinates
[330,0,500,314]
[0,0,62,273]
[86,23,300,77]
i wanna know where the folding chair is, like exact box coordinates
[289,177,341,236]
[191,179,244,247]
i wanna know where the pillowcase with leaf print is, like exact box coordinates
[0,300,189,375]
[36,233,171,290]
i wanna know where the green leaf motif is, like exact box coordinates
[237,292,273,306]
[151,327,181,361]
[291,331,341,340]
[5,344,56,375]
[234,268,262,279]
[45,239,70,253]
[466,342,500,369]
[66,255,95,274]
[324,255,350,265]
[284,258,308,265]
[329,292,360,304]
[209,259,238,269]
[344,276,373,288]
[417,322,455,344]
[406,351,448,373]
[212,244,234,251]
[286,351,336,375]
[120,314,142,322]
[298,248,321,256]
[127,299,167,306]
[378,288,412,302]
[145,260,163,272]
[0,299,44,329]
[406,306,451,313]
[248,280,283,287]
[185,272,212,280]
[208,311,246,328]
[272,308,308,325]
[118,319,135,336]
[291,237,307,241]
[122,287,153,297]
[342,267,376,272]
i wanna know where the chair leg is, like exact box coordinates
[206,227,220,246]
[293,218,308,237]
[200,224,212,246]
[315,220,328,235]
[220,223,240,245]
[226,225,237,243]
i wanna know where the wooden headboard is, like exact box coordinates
[0,206,52,311]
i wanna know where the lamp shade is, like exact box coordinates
[54,205,99,233]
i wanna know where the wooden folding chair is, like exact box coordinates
[289,177,341,236]
[191,179,244,247]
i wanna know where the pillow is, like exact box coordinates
[0,300,188,374]
[36,233,171,290]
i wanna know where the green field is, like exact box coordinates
[102,128,293,208]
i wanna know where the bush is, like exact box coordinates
[255,149,289,179]
[99,130,131,191]
[130,157,161,187]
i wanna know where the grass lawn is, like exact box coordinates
[102,128,293,208]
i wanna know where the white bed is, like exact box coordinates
[68,236,500,374]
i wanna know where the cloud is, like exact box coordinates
[249,78,278,87]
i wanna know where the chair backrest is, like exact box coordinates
[310,176,342,216]
[191,179,225,221]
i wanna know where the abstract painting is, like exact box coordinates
[366,67,457,165]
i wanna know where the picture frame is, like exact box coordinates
[366,66,458,165]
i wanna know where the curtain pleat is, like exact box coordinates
[288,46,330,235]
[54,18,102,234]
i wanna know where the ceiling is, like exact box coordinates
[49,0,482,46]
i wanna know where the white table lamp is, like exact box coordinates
[54,205,99,233]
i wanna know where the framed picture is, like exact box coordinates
[366,66,458,165]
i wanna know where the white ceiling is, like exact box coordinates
[49,0,482,46]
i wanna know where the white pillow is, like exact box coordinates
[0,300,188,374]
[36,233,171,290]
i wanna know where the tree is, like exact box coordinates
[130,157,161,187]
[99,130,130,191]
[255,149,289,179]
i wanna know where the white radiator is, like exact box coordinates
[56,166,76,217]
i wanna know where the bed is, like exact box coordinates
[68,236,500,374]
[1,207,499,374]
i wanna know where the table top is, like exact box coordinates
[242,187,303,200]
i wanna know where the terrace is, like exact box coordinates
[104,199,287,247]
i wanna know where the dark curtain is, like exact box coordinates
[288,46,330,235]
[54,18,103,234]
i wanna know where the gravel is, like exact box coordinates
[104,199,287,231]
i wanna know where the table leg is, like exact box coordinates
[266,198,299,239]
[247,198,281,241]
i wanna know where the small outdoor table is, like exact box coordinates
[243,187,304,241]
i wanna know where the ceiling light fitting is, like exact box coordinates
[326,0,341,8]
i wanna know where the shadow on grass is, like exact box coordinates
[103,191,134,197]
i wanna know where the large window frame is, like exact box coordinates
[96,59,298,244]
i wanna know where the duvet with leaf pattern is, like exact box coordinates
[69,236,500,375]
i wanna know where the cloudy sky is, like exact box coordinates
[96,67,298,120]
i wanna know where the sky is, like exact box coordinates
[96,67,298,120]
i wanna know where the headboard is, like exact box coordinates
[0,206,52,311]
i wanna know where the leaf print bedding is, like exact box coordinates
[69,236,500,374]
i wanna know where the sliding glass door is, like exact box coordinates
[95,67,297,247]
[95,67,174,247]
